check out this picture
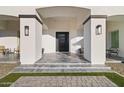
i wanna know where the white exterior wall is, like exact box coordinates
[84,20,91,61]
[107,22,124,57]
[35,19,42,61]
[91,18,106,64]
[20,18,42,64]
[42,31,56,53]
[71,32,83,53]
[20,18,36,64]
[84,18,106,64]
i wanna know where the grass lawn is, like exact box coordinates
[0,72,124,87]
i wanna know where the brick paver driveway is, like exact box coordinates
[11,76,117,87]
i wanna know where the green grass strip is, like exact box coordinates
[0,72,124,87]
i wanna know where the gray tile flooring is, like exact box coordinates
[0,54,19,63]
[106,55,124,63]
[36,53,89,64]
[11,76,117,87]
[13,53,111,73]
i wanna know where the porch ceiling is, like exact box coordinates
[0,15,19,21]
[107,15,124,22]
[37,6,90,18]
[0,15,19,31]
[37,6,91,30]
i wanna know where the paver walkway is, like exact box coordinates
[11,76,117,87]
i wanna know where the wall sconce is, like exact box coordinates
[96,25,102,35]
[24,26,29,36]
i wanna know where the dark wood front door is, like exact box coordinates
[56,32,69,52]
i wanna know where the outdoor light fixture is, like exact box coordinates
[96,25,102,35]
[24,26,29,36]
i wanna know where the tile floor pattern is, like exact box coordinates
[13,53,111,73]
[35,53,89,64]
[0,54,19,63]
[11,76,117,87]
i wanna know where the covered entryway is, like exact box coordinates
[37,6,91,54]
[19,6,107,65]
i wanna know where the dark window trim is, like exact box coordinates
[19,15,43,25]
[83,15,107,25]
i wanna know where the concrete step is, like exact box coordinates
[12,64,111,73]
[18,63,91,67]
[35,62,91,65]
[106,60,122,63]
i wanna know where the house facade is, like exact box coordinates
[0,6,124,64]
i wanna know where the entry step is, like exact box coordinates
[12,64,111,73]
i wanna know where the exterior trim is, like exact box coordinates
[83,15,107,25]
[19,15,43,25]
[91,15,107,18]
[83,16,91,25]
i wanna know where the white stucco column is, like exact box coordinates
[20,15,43,64]
[84,15,106,65]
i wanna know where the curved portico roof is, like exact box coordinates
[36,6,91,30]
[37,6,91,19]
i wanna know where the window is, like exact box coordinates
[111,30,119,48]
[24,26,29,36]
[96,25,102,35]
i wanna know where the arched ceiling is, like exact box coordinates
[37,6,91,30]
[37,6,91,19]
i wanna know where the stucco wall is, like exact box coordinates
[84,19,91,61]
[20,18,42,64]
[20,18,36,64]
[91,18,106,64]
[42,17,84,53]
[35,19,42,61]
[107,21,124,57]
[84,18,106,64]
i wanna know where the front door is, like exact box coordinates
[56,32,69,52]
